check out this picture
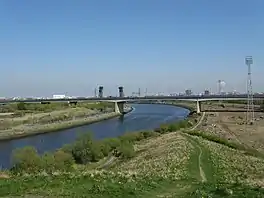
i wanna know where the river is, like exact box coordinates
[0,104,190,169]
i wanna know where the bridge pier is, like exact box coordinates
[114,101,125,114]
[196,100,201,113]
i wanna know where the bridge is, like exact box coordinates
[1,94,263,114]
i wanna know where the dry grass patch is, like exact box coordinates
[197,137,264,187]
[114,132,193,180]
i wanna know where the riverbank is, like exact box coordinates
[2,104,264,197]
[0,103,184,142]
[0,112,121,141]
[0,102,134,141]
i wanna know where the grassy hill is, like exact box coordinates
[1,130,264,197]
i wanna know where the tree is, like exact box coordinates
[117,141,135,159]
[16,102,26,111]
[11,146,42,173]
[53,150,74,171]
[71,133,103,163]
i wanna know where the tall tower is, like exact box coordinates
[245,56,254,125]
[218,80,222,95]
[98,86,103,98]
[118,86,124,98]
[217,80,226,95]
[94,88,97,98]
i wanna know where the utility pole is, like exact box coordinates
[245,56,254,126]
[94,88,97,98]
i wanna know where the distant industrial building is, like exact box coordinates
[118,86,124,97]
[204,90,210,96]
[98,86,103,98]
[53,94,66,99]
[185,89,192,96]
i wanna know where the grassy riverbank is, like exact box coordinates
[1,102,264,197]
[1,117,264,197]
[0,102,123,141]
[0,112,120,141]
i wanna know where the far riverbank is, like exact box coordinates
[0,106,133,141]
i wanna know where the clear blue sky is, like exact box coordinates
[0,0,263,97]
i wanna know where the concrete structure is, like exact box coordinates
[196,100,202,113]
[114,101,125,114]
[98,86,103,98]
[118,86,124,98]
[52,94,66,99]
[204,90,210,96]
[2,94,264,115]
[185,89,192,96]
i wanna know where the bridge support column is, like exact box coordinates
[196,100,201,113]
[114,101,125,114]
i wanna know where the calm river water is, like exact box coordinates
[0,104,190,169]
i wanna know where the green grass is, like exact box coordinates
[187,182,264,197]
[0,175,194,197]
[2,108,264,197]
[2,132,264,197]
[185,134,215,183]
[0,102,114,114]
[183,129,264,159]
[1,175,264,198]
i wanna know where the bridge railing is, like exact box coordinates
[1,94,264,103]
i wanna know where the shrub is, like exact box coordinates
[140,130,158,138]
[99,142,111,156]
[11,147,75,173]
[119,132,145,143]
[154,124,169,134]
[61,143,74,154]
[41,152,56,173]
[102,138,121,150]
[11,146,42,173]
[117,141,135,159]
[71,133,103,163]
[53,150,75,171]
[16,102,26,111]
[154,120,190,134]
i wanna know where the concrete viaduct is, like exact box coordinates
[1,95,263,114]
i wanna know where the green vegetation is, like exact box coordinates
[0,102,118,140]
[183,130,264,159]
[0,102,114,115]
[1,109,264,197]
[8,120,190,175]
[11,147,74,174]
[215,99,264,107]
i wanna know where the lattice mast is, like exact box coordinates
[245,56,254,125]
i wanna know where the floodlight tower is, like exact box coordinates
[245,56,254,125]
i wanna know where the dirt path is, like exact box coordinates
[190,112,205,131]
[197,144,207,182]
[185,112,210,182]
[98,156,116,169]
[185,136,209,183]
